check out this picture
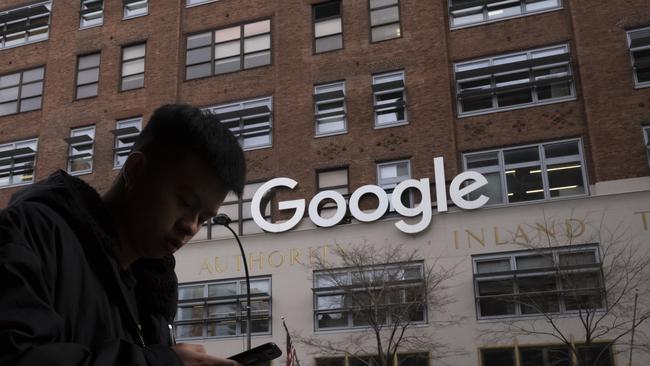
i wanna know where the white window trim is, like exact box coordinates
[314,81,348,137]
[462,138,589,207]
[627,26,650,89]
[373,70,408,129]
[643,126,650,166]
[0,138,38,190]
[112,117,142,169]
[205,96,273,151]
[369,0,402,43]
[79,0,104,29]
[448,0,564,30]
[0,1,52,51]
[123,0,148,20]
[455,44,576,118]
[185,0,220,8]
[67,126,95,176]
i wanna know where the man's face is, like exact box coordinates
[124,153,229,258]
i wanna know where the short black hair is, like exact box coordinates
[132,104,246,196]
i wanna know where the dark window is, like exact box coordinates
[0,66,44,116]
[373,71,407,127]
[111,117,141,168]
[80,0,103,28]
[627,27,650,87]
[313,1,342,53]
[314,82,346,135]
[0,138,38,187]
[66,126,95,175]
[369,0,401,42]
[0,1,51,50]
[123,0,148,18]
[206,97,273,150]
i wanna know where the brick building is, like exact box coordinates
[1,1,649,366]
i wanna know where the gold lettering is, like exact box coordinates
[309,247,320,264]
[535,222,556,241]
[214,256,227,273]
[565,219,585,239]
[199,258,213,275]
[290,248,302,265]
[453,230,459,250]
[249,252,264,271]
[268,250,285,268]
[635,210,650,231]
[466,228,485,247]
[235,255,242,272]
[494,227,508,245]
[514,224,530,244]
[334,243,347,256]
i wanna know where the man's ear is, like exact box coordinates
[122,151,147,192]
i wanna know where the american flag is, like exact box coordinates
[283,318,300,366]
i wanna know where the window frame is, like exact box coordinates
[479,343,613,366]
[372,70,408,128]
[185,0,219,7]
[184,18,272,81]
[448,0,564,30]
[462,138,589,207]
[79,0,104,29]
[454,44,575,117]
[75,52,101,100]
[120,42,146,91]
[643,126,650,167]
[368,0,402,43]
[472,244,605,320]
[314,81,347,137]
[313,261,427,331]
[377,158,412,211]
[626,26,650,89]
[112,117,142,169]
[205,96,273,151]
[66,125,95,176]
[0,1,52,50]
[123,0,148,19]
[313,1,343,54]
[0,137,38,189]
[175,276,272,340]
[0,66,45,117]
[208,180,272,237]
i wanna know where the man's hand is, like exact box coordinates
[173,343,242,366]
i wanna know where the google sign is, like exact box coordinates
[251,157,490,234]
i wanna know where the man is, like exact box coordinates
[0,104,246,366]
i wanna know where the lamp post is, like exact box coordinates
[212,214,252,350]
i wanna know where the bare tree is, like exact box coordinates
[479,212,650,366]
[296,241,460,366]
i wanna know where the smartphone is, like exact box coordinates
[228,342,283,366]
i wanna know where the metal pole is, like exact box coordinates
[224,223,252,350]
[628,289,639,366]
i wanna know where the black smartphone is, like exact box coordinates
[228,342,283,366]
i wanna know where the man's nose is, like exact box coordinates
[177,214,200,237]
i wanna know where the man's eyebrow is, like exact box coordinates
[179,185,218,217]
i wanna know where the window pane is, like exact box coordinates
[315,18,342,38]
[314,2,340,20]
[478,280,515,316]
[476,259,511,274]
[371,0,398,7]
[179,285,204,300]
[176,324,203,338]
[318,312,348,328]
[244,51,271,68]
[208,282,237,297]
[316,35,342,53]
[78,54,100,70]
[372,23,401,42]
[468,171,503,205]
[19,97,41,112]
[76,84,98,99]
[123,44,145,60]
[559,251,596,267]
[0,87,19,103]
[208,303,237,318]
[77,69,99,85]
[317,294,345,309]
[487,1,522,20]
[121,74,144,90]
[215,57,241,74]
[504,146,539,164]
[188,32,212,48]
[516,255,554,270]
[0,102,18,116]
[215,41,240,59]
[177,305,204,320]
[207,320,236,336]
[318,169,348,189]
[244,34,270,53]
[544,141,580,158]
[186,47,212,65]
[186,63,211,79]
[244,20,270,37]
[526,0,560,12]
[497,87,532,107]
[370,6,399,26]
[548,163,585,197]
[482,349,515,366]
[122,59,144,76]
[0,73,20,88]
[506,165,544,202]
[21,82,43,98]
[518,275,560,314]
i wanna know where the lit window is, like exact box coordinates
[0,1,51,50]
[185,19,271,80]
[112,117,142,168]
[455,44,574,116]
[121,43,146,91]
[480,344,612,366]
[175,277,271,340]
[449,0,562,28]
[66,126,95,175]
[206,96,272,150]
[123,0,148,19]
[0,66,44,116]
[0,138,38,188]
[314,81,346,136]
[644,126,650,166]
[80,0,104,28]
[373,70,407,127]
[76,53,100,99]
[627,27,650,88]
[463,139,587,205]
[377,159,411,210]
[473,244,604,319]
[313,262,425,330]
[369,0,401,42]
[313,1,342,53]
[209,181,271,237]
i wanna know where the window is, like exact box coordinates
[0,1,51,50]
[313,1,342,53]
[76,53,100,99]
[0,138,37,188]
[317,168,349,219]
[121,43,146,91]
[186,0,217,6]
[481,344,612,366]
[449,0,562,28]
[314,81,346,136]
[463,139,587,205]
[627,27,650,88]
[185,19,271,80]
[373,70,407,127]
[205,96,272,150]
[112,117,142,168]
[80,0,103,28]
[455,44,574,116]
[316,354,428,366]
[369,0,401,42]
[473,244,604,319]
[0,66,44,117]
[175,277,271,340]
[123,0,148,19]
[377,159,411,210]
[210,182,271,237]
[66,126,95,175]
[313,262,425,330]
[644,126,650,166]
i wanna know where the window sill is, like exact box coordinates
[0,181,34,190]
[374,120,409,130]
[634,82,650,89]
[186,0,220,8]
[315,130,348,139]
[457,96,576,119]
[449,6,563,31]
[122,13,149,21]
[0,37,49,51]
[79,23,104,31]
[69,169,93,177]
[476,308,606,323]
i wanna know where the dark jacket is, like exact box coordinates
[0,171,183,366]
